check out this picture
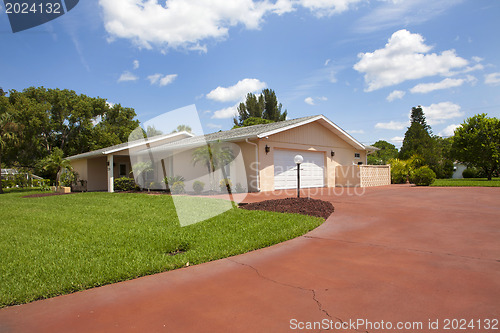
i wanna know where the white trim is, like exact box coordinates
[257,115,366,150]
[105,131,194,155]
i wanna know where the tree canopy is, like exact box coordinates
[233,89,287,127]
[451,114,500,180]
[367,140,398,165]
[2,87,139,181]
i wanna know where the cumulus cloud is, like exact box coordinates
[375,121,408,130]
[422,102,464,125]
[305,97,315,105]
[390,136,404,143]
[386,90,405,102]
[410,78,465,94]
[133,60,140,69]
[98,0,365,51]
[117,71,138,82]
[353,29,469,91]
[212,105,239,119]
[304,96,327,105]
[147,73,178,86]
[438,124,460,137]
[485,72,500,86]
[207,78,266,102]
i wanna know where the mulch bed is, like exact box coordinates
[23,192,77,198]
[239,197,334,219]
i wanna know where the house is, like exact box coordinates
[452,162,467,179]
[67,115,391,192]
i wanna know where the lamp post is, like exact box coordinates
[294,154,303,198]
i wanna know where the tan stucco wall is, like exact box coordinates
[87,157,108,191]
[257,121,366,191]
[71,159,88,182]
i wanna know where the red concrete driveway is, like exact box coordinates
[1,186,499,332]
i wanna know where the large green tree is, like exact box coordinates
[4,87,139,180]
[0,97,21,194]
[367,140,398,165]
[452,114,500,180]
[234,88,287,127]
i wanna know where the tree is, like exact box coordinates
[233,89,287,127]
[171,124,193,134]
[39,147,74,187]
[367,140,398,165]
[451,114,500,180]
[232,117,274,129]
[146,125,163,137]
[0,98,20,194]
[399,106,434,160]
[192,142,235,193]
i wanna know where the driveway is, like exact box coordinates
[1,186,499,332]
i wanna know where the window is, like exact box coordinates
[354,153,361,159]
[119,164,127,177]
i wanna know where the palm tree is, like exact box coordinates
[0,104,20,194]
[192,142,234,194]
[41,148,74,188]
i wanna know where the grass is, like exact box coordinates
[431,177,500,187]
[0,191,323,307]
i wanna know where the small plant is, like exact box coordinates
[192,180,205,194]
[59,169,78,187]
[410,166,436,186]
[170,181,185,194]
[114,177,139,191]
[235,183,245,193]
[163,175,185,189]
[219,178,232,193]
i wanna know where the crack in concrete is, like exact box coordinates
[303,236,499,263]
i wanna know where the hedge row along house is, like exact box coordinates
[67,115,391,193]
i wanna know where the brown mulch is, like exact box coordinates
[23,192,77,198]
[239,197,334,219]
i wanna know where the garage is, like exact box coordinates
[274,150,325,190]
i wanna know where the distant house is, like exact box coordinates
[452,162,467,179]
[67,115,390,192]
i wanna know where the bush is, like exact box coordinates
[192,180,205,194]
[1,179,15,189]
[219,178,232,193]
[235,183,245,193]
[388,158,409,184]
[462,167,483,178]
[170,181,185,194]
[410,166,436,186]
[59,170,78,187]
[114,177,139,191]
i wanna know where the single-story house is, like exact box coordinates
[67,115,391,192]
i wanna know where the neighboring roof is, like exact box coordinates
[67,131,194,161]
[141,115,368,156]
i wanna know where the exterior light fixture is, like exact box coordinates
[294,154,303,198]
[265,145,270,154]
[331,150,335,157]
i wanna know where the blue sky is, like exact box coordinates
[1,0,499,147]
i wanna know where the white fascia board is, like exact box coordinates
[257,115,366,150]
[104,131,194,155]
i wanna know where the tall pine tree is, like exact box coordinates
[233,89,287,127]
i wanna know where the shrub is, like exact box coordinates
[170,181,185,194]
[1,179,15,189]
[59,170,78,187]
[235,183,245,193]
[192,180,205,194]
[388,158,409,184]
[462,167,483,178]
[114,177,139,191]
[219,178,232,193]
[410,166,436,186]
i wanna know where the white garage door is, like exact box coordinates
[274,150,324,190]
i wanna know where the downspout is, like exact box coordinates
[245,138,260,192]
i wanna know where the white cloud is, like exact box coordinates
[324,59,331,66]
[386,90,405,102]
[410,78,465,94]
[353,29,468,91]
[422,102,464,125]
[438,124,460,137]
[147,73,178,86]
[390,136,404,143]
[206,123,223,129]
[212,105,239,119]
[485,72,500,86]
[133,60,139,69]
[348,129,365,134]
[117,71,138,82]
[375,121,408,130]
[207,78,266,102]
[304,97,315,105]
[472,56,483,63]
[99,0,365,51]
[355,0,463,33]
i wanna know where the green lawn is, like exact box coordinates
[431,177,500,187]
[0,191,323,307]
